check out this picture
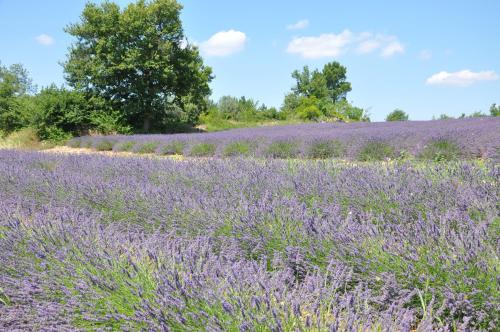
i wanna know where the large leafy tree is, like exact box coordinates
[64,0,213,132]
[283,61,368,122]
[386,109,409,121]
[0,63,36,133]
[291,61,351,102]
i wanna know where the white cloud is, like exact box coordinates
[286,30,353,59]
[287,19,309,30]
[35,34,54,46]
[357,39,381,54]
[287,30,404,59]
[381,41,405,58]
[419,49,432,60]
[426,70,499,87]
[200,30,247,56]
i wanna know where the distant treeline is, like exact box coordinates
[1,0,499,141]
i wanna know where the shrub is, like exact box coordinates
[490,103,499,117]
[190,143,216,157]
[265,140,300,159]
[95,139,114,151]
[385,109,409,122]
[159,141,185,155]
[307,140,345,159]
[357,141,396,161]
[135,142,159,154]
[419,139,461,161]
[89,109,132,135]
[33,86,89,140]
[223,141,253,157]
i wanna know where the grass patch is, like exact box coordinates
[357,141,396,161]
[190,142,216,157]
[0,128,46,150]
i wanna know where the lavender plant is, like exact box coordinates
[68,117,500,161]
[0,150,498,330]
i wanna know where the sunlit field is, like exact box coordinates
[69,118,500,162]
[0,146,498,330]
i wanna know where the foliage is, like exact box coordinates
[435,114,454,120]
[386,109,409,121]
[357,141,396,161]
[295,96,322,120]
[159,141,185,155]
[307,139,345,159]
[89,109,132,135]
[135,142,159,154]
[291,62,351,102]
[282,62,370,123]
[95,139,115,151]
[202,96,282,124]
[33,85,90,141]
[265,140,299,158]
[489,103,499,116]
[321,99,370,122]
[223,141,253,157]
[189,142,216,156]
[0,63,36,133]
[63,0,213,133]
[419,139,461,161]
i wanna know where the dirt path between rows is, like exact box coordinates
[41,146,185,160]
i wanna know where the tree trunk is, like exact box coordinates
[143,115,151,133]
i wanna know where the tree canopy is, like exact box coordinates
[386,109,409,121]
[64,0,213,132]
[291,61,351,103]
[283,61,369,122]
[0,63,36,133]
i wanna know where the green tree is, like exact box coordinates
[321,62,352,103]
[34,85,130,141]
[489,103,499,116]
[437,114,454,120]
[0,63,36,133]
[290,62,351,102]
[295,96,322,120]
[64,0,213,133]
[385,109,409,121]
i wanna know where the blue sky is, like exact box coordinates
[0,0,499,121]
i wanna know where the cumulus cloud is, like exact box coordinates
[35,34,55,46]
[200,30,247,56]
[419,49,432,60]
[287,19,309,30]
[381,41,405,58]
[426,70,499,87]
[287,30,404,59]
[286,30,353,59]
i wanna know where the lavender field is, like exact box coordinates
[69,118,500,161]
[0,149,498,331]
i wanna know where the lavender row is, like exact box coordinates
[68,118,500,161]
[0,150,498,330]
